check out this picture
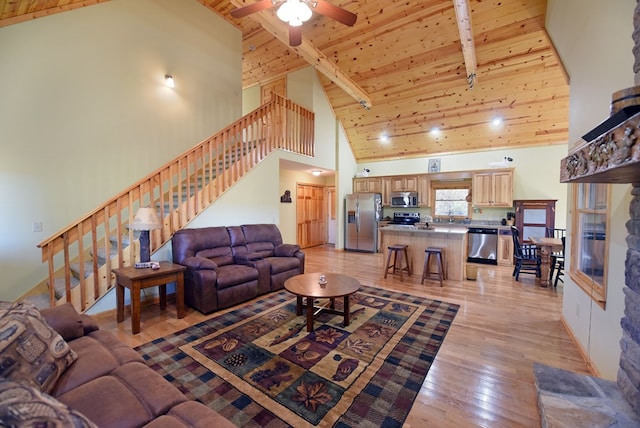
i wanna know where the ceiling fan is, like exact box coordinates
[230,0,357,47]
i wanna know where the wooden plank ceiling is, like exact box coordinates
[1,0,570,163]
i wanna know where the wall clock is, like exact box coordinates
[428,158,441,173]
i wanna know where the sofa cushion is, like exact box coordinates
[39,303,100,340]
[215,264,259,290]
[52,329,144,396]
[0,301,77,394]
[266,256,301,274]
[143,401,236,428]
[39,302,84,341]
[56,361,188,428]
[0,378,97,427]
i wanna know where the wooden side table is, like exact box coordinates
[112,262,186,334]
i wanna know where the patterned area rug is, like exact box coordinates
[136,285,458,427]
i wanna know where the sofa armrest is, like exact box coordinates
[40,302,87,341]
[274,244,301,257]
[234,252,263,262]
[180,256,218,270]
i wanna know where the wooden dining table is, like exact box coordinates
[529,236,564,287]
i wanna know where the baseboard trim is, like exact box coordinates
[560,315,600,377]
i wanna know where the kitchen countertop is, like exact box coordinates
[379,223,513,232]
[379,224,468,234]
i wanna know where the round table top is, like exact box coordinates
[284,272,360,298]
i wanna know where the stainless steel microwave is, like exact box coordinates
[390,191,418,208]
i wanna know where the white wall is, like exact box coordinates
[547,0,635,379]
[0,0,242,301]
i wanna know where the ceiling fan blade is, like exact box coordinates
[312,0,357,26]
[289,25,302,46]
[230,1,279,19]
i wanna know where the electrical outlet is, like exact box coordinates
[32,221,43,232]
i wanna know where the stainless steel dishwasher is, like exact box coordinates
[467,227,499,265]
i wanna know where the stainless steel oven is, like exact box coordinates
[467,227,499,265]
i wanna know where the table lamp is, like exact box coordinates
[131,207,162,263]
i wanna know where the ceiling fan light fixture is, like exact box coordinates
[277,0,312,25]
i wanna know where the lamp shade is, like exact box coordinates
[130,207,162,231]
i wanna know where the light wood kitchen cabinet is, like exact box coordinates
[390,176,418,192]
[353,177,382,193]
[497,229,514,266]
[381,177,391,206]
[418,175,430,206]
[472,169,513,207]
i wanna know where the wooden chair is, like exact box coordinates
[511,226,541,281]
[546,228,566,280]
[553,236,566,287]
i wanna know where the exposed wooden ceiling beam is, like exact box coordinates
[452,0,477,89]
[228,0,372,109]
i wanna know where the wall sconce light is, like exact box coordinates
[164,74,175,88]
[311,170,322,176]
[130,207,162,262]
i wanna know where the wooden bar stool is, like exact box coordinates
[384,244,411,281]
[421,247,446,286]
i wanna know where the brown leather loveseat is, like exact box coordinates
[172,224,305,314]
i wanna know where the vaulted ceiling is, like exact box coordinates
[1,0,570,163]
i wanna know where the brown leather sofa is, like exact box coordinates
[36,303,234,428]
[172,224,305,314]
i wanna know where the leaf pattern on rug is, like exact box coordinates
[203,336,228,350]
[291,342,321,362]
[291,381,332,412]
[250,361,293,390]
[341,338,373,355]
[360,296,385,307]
[314,328,342,344]
[332,358,359,381]
[242,322,271,336]
[269,323,305,346]
[203,336,238,351]
[267,310,290,323]
[391,303,412,313]
[363,324,394,338]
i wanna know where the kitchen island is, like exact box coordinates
[379,225,468,281]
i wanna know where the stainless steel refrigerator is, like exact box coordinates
[345,193,382,252]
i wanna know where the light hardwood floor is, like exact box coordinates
[94,245,590,427]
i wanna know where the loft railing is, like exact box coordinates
[37,94,314,312]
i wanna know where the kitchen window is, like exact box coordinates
[570,183,610,308]
[431,182,471,219]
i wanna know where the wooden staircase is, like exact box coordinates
[30,95,314,313]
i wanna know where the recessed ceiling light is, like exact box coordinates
[311,170,322,176]
[430,127,441,137]
[491,117,503,127]
[379,134,389,143]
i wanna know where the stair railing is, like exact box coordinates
[37,94,314,312]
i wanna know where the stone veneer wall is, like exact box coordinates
[618,183,640,415]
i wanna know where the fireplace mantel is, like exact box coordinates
[560,94,640,184]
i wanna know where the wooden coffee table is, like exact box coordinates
[284,272,361,332]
